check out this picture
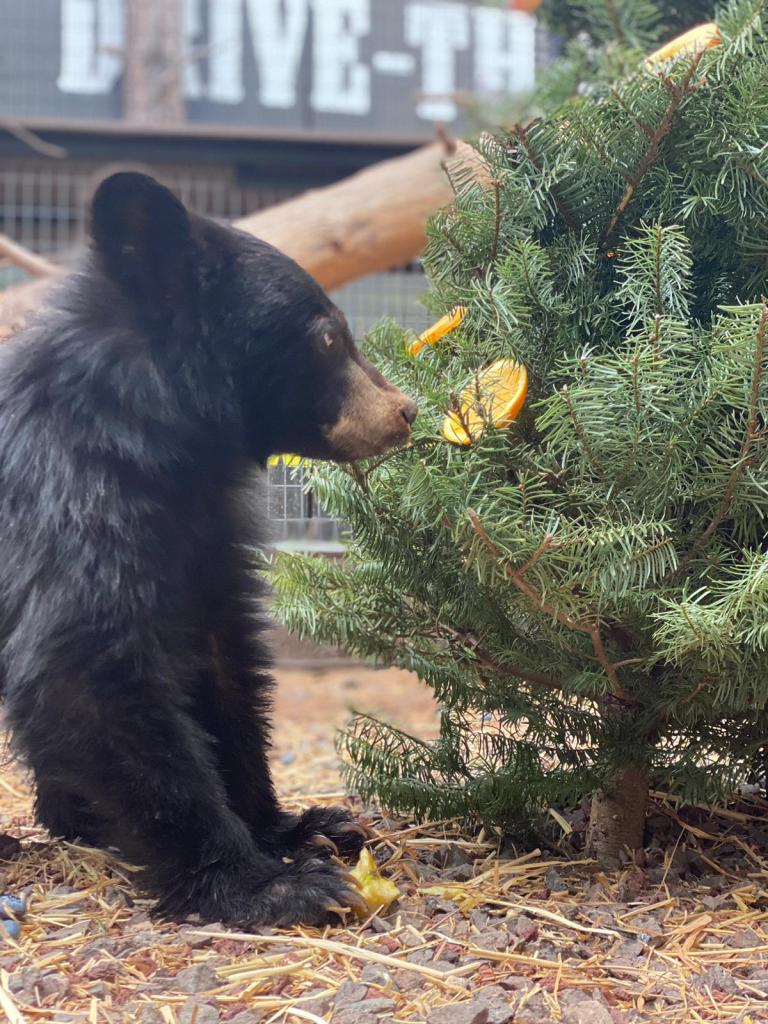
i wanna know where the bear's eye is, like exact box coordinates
[323,332,335,349]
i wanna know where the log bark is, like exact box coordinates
[585,763,649,866]
[0,140,487,338]
[123,0,185,125]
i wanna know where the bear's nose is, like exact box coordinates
[400,398,419,425]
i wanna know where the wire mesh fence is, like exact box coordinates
[0,158,430,545]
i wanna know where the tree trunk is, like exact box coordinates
[123,0,185,125]
[0,140,488,338]
[585,762,649,866]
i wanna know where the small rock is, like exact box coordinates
[441,843,475,869]
[334,1000,395,1024]
[124,911,153,929]
[46,921,92,940]
[178,999,220,1024]
[360,964,394,988]
[474,927,508,951]
[511,915,539,943]
[615,939,643,959]
[132,1005,165,1024]
[103,885,132,907]
[335,981,369,1006]
[545,867,568,892]
[699,874,725,892]
[8,967,44,997]
[475,985,514,1024]
[470,909,491,931]
[0,835,22,860]
[443,864,474,882]
[360,998,395,1014]
[497,976,533,993]
[624,914,662,939]
[562,999,613,1024]
[79,937,121,957]
[615,868,645,902]
[691,965,739,994]
[39,972,70,999]
[425,896,458,915]
[179,922,227,948]
[175,963,221,994]
[301,989,334,1016]
[584,883,606,902]
[227,1013,263,1024]
[437,943,462,964]
[729,928,760,949]
[427,1002,490,1024]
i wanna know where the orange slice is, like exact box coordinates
[442,358,528,446]
[408,306,468,356]
[646,23,720,68]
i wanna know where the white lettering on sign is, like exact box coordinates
[248,0,309,109]
[208,0,246,104]
[310,0,371,115]
[57,0,536,123]
[473,7,535,96]
[58,0,123,94]
[405,2,469,121]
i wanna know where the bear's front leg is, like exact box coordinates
[10,647,365,926]
[193,560,367,864]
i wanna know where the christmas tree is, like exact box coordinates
[273,0,768,864]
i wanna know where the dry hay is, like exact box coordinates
[1,666,768,1024]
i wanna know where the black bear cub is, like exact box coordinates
[0,173,417,926]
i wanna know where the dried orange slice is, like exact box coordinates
[442,358,528,446]
[408,306,468,356]
[646,23,720,68]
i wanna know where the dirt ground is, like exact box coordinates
[2,665,768,1024]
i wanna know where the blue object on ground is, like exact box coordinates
[0,919,21,941]
[0,894,27,920]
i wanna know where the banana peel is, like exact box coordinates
[350,848,400,918]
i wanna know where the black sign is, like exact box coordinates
[0,0,538,138]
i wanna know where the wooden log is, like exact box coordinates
[0,139,488,338]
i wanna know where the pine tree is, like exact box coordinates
[273,0,768,863]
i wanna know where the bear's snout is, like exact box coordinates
[322,360,418,462]
[400,397,419,426]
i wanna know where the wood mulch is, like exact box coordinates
[2,665,768,1024]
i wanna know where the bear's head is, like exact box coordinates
[89,172,418,463]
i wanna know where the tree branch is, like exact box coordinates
[673,301,768,577]
[0,118,67,159]
[0,235,56,278]
[511,122,580,233]
[467,509,634,703]
[598,50,706,252]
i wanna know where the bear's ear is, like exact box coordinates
[89,172,197,312]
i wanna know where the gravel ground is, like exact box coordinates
[2,665,768,1023]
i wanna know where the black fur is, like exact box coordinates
[0,173,416,926]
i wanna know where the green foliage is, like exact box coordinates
[273,0,768,830]
[537,0,718,48]
[532,0,720,112]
